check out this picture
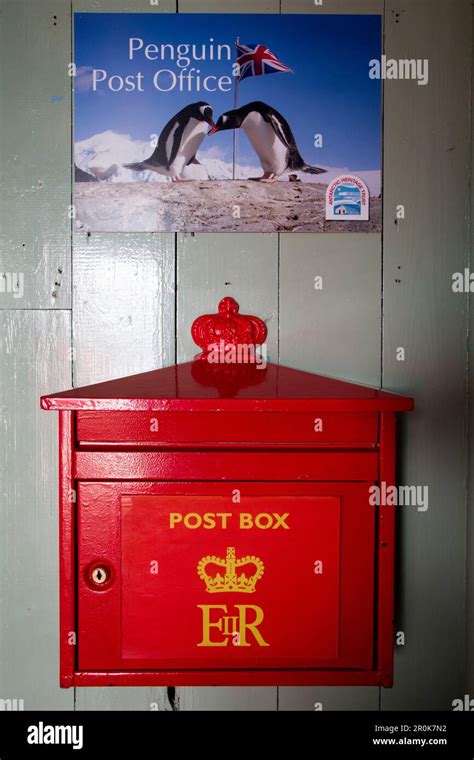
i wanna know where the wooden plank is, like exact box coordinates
[177,233,279,363]
[179,687,277,710]
[278,687,379,711]
[73,233,175,386]
[73,0,175,10]
[75,687,169,711]
[179,0,278,12]
[279,234,382,387]
[279,233,381,713]
[281,0,383,12]
[382,0,471,710]
[468,4,474,699]
[73,232,175,710]
[0,310,73,709]
[0,0,71,309]
[177,0,385,12]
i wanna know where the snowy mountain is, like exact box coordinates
[75,130,168,183]
[74,130,262,183]
[75,131,381,195]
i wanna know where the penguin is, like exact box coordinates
[209,101,326,182]
[74,164,98,182]
[88,163,119,181]
[123,102,216,182]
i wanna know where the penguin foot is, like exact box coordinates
[249,173,277,183]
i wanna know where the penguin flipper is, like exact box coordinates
[123,120,188,173]
[264,111,293,151]
[124,114,183,173]
[263,108,324,174]
[167,121,186,169]
[75,164,98,182]
[301,164,327,175]
[263,108,326,174]
[186,155,201,166]
[123,162,147,172]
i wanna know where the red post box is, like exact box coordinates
[41,298,413,688]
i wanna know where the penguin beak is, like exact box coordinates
[208,122,219,135]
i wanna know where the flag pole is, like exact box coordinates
[232,37,240,180]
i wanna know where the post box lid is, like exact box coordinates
[41,360,413,412]
[41,298,413,413]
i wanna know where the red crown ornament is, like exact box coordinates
[190,297,268,395]
[191,297,267,362]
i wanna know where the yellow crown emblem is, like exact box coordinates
[197,547,264,594]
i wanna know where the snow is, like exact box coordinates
[75,130,168,184]
[74,130,259,184]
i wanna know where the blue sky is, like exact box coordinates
[74,13,381,170]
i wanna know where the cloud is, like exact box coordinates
[75,66,95,93]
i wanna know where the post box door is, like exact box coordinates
[77,482,375,672]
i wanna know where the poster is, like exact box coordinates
[74,13,382,233]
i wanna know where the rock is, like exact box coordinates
[75,180,382,234]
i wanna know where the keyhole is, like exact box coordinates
[91,566,108,585]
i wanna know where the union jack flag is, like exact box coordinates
[235,42,293,82]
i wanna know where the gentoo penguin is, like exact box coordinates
[123,102,216,182]
[210,101,326,182]
[88,163,119,181]
[74,164,98,182]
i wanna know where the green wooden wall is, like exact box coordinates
[0,0,472,712]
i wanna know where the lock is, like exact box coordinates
[92,566,108,584]
[86,562,113,590]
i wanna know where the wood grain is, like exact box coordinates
[281,0,383,13]
[75,687,170,711]
[278,687,379,711]
[179,0,278,12]
[279,234,382,387]
[179,687,277,710]
[468,4,474,698]
[73,0,176,11]
[0,311,73,709]
[73,233,175,386]
[177,233,278,363]
[73,232,175,710]
[0,0,71,309]
[382,0,471,710]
